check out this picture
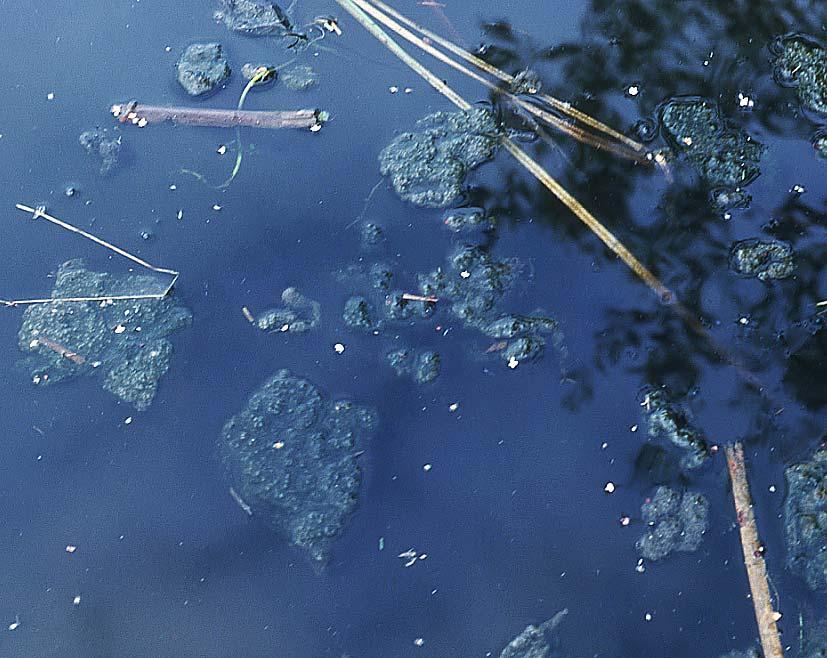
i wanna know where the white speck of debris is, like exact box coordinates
[507,357,519,369]
[280,324,290,332]
[273,441,285,449]
[29,339,39,349]
[423,463,432,472]
[334,343,346,354]
[737,92,755,109]
[414,638,424,647]
[604,482,616,493]
[769,485,777,493]
[620,516,630,526]
[739,317,750,325]
[137,117,148,128]
[644,612,653,621]
[8,616,20,631]
[459,270,471,279]
[682,136,693,146]
[389,85,399,93]
[636,558,646,573]
[165,46,172,52]
[217,144,227,155]
[723,212,732,220]
[630,424,638,433]
[601,442,608,449]
[47,92,55,100]
[448,402,459,412]
[404,87,413,94]
[65,545,77,553]
[212,204,222,211]
[32,375,42,385]
[772,611,782,622]
[72,595,81,606]
[177,209,184,221]
[114,324,126,334]
[792,184,806,194]
[169,184,177,190]
[310,123,322,133]
[627,85,640,97]
[124,417,133,425]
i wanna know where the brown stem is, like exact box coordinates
[112,102,321,130]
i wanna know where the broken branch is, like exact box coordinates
[111,102,322,130]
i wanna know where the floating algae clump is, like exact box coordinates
[784,448,827,592]
[256,287,320,334]
[219,370,377,566]
[387,347,440,383]
[79,128,121,175]
[660,98,762,188]
[379,107,501,207]
[215,0,292,36]
[177,43,231,97]
[772,36,827,115]
[642,390,710,470]
[17,260,191,410]
[281,64,318,91]
[636,486,708,561]
[499,610,566,658]
[729,238,795,281]
[718,650,760,658]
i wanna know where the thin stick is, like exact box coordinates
[725,443,785,658]
[336,0,672,302]
[365,0,644,152]
[1,204,179,307]
[350,0,646,163]
[112,103,321,130]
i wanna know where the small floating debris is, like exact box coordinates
[386,347,440,383]
[256,287,321,334]
[642,389,710,470]
[79,128,122,175]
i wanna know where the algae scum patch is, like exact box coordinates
[17,260,191,410]
[379,107,501,207]
[218,370,377,566]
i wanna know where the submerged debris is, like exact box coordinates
[643,389,710,470]
[215,0,292,36]
[660,98,762,189]
[281,64,319,91]
[784,448,827,592]
[442,207,495,239]
[499,610,567,658]
[636,486,709,561]
[218,369,377,565]
[772,36,827,115]
[729,239,795,281]
[718,650,760,658]
[343,295,379,331]
[79,128,121,175]
[177,43,231,97]
[387,347,440,383]
[256,287,320,333]
[379,108,501,207]
[508,69,542,95]
[360,222,385,249]
[17,260,191,410]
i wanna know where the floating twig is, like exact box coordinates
[725,442,785,658]
[401,292,438,303]
[1,204,179,307]
[111,102,322,130]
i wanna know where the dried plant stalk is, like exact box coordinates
[725,443,785,658]
[112,102,320,130]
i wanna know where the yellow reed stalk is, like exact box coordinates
[336,0,672,301]
[725,443,785,658]
[349,0,645,163]
[364,0,644,152]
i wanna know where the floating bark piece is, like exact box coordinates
[111,101,322,130]
[725,442,785,658]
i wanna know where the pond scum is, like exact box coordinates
[4,0,827,655]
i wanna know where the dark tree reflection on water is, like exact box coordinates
[466,0,827,454]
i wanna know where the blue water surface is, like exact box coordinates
[1,0,826,656]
